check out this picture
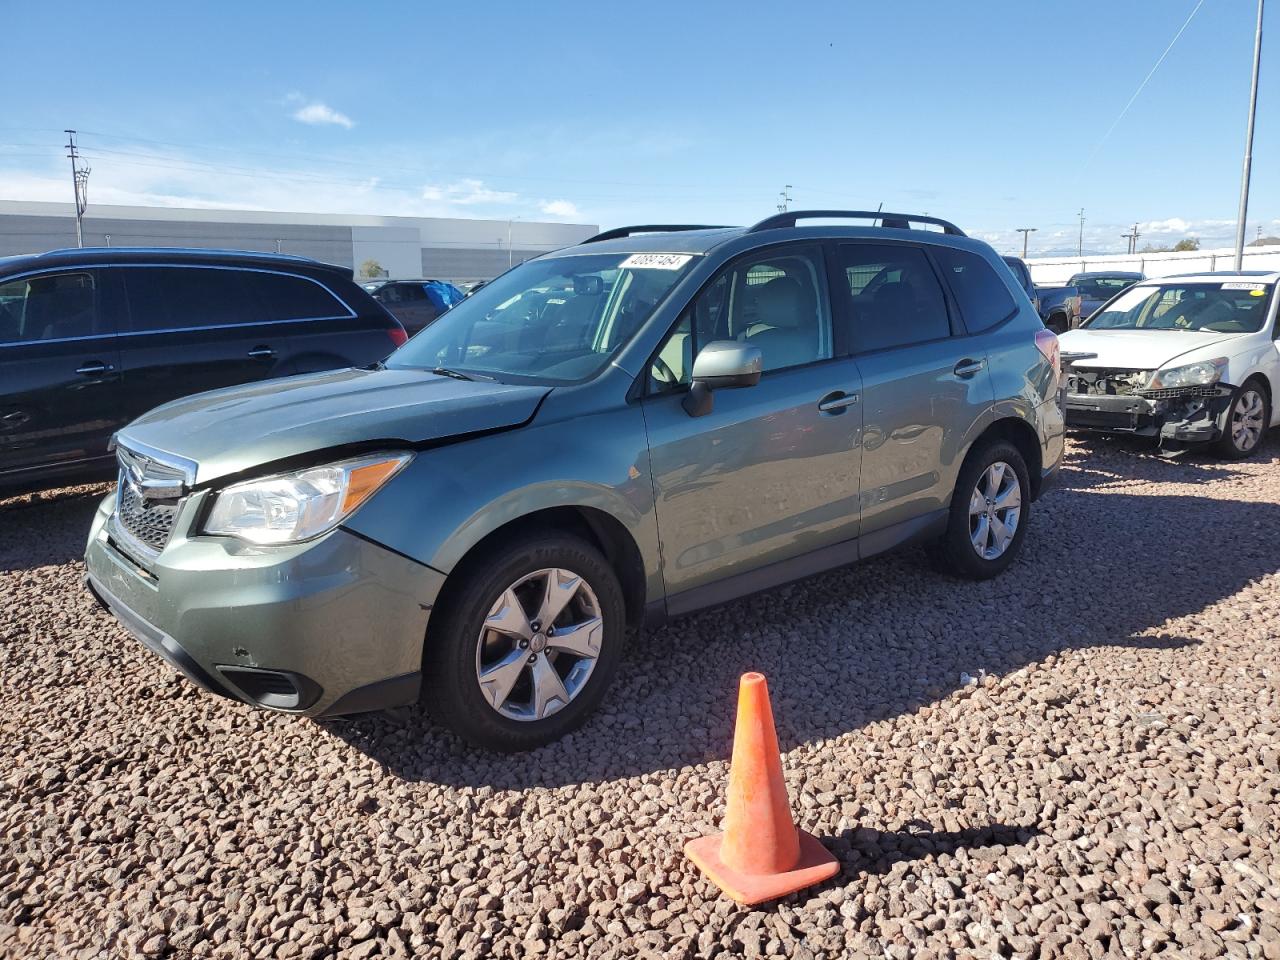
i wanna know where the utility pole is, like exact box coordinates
[1121,224,1141,255]
[1077,208,1086,256]
[1236,0,1265,270]
[1016,227,1037,258]
[776,185,793,213]
[507,216,522,269]
[64,130,90,248]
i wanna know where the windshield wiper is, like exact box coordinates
[431,366,472,381]
[430,366,496,382]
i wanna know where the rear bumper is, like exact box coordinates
[83,493,442,717]
[1064,385,1233,443]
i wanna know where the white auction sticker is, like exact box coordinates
[619,253,693,270]
[1221,281,1269,291]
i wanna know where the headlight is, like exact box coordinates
[1148,357,1228,390]
[204,453,412,545]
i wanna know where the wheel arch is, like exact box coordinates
[968,416,1045,499]
[432,504,650,633]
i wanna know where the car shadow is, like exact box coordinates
[0,483,111,572]
[319,484,1274,789]
[1064,430,1280,491]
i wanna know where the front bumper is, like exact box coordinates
[83,493,444,716]
[1064,384,1233,444]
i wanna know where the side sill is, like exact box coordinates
[663,509,948,621]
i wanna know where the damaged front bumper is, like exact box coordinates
[1064,382,1234,444]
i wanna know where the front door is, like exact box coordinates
[0,269,124,481]
[830,242,995,539]
[640,243,864,608]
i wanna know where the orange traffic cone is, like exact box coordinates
[685,672,840,904]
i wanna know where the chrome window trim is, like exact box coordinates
[0,261,357,348]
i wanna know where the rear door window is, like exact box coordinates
[122,267,259,331]
[0,272,102,343]
[934,248,1018,332]
[833,244,951,352]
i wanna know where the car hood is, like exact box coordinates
[117,367,551,485]
[1058,327,1244,371]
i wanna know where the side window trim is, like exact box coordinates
[21,262,360,337]
[640,240,839,398]
[830,240,960,356]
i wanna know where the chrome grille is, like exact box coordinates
[113,446,191,556]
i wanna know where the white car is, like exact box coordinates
[1059,271,1278,458]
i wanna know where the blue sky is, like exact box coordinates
[1,0,1275,255]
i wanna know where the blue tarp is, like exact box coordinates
[422,280,465,313]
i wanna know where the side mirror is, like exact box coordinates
[682,340,763,417]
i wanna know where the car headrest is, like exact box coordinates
[754,276,807,329]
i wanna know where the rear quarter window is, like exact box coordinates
[934,248,1019,333]
[243,272,351,321]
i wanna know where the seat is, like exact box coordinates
[744,277,818,370]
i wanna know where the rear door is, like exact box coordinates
[831,242,994,541]
[252,271,388,373]
[0,269,124,479]
[116,266,299,422]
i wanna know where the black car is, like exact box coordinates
[0,247,406,493]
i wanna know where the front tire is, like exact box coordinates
[1214,380,1269,460]
[929,440,1031,580]
[422,532,626,751]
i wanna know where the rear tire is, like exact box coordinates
[422,532,626,752]
[1213,379,1269,460]
[929,440,1031,580]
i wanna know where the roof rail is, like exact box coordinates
[581,224,730,244]
[747,210,966,237]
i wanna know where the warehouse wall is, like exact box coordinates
[0,213,354,265]
[422,247,552,281]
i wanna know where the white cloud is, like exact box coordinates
[292,101,354,129]
[539,199,580,219]
[421,178,517,206]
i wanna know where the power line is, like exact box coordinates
[1082,0,1207,169]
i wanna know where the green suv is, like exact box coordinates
[84,211,1064,750]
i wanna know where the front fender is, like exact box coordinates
[342,400,664,604]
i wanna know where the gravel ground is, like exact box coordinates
[2,436,1279,959]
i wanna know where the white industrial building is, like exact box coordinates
[0,200,598,283]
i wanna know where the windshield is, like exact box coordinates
[1085,281,1274,333]
[1069,275,1138,299]
[386,252,696,383]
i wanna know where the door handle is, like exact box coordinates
[953,358,986,378]
[75,361,113,376]
[818,391,860,414]
[247,346,276,360]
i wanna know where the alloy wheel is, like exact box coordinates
[968,461,1022,560]
[1231,389,1265,453]
[474,567,603,722]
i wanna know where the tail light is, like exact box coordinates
[386,324,408,348]
[1035,328,1060,386]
